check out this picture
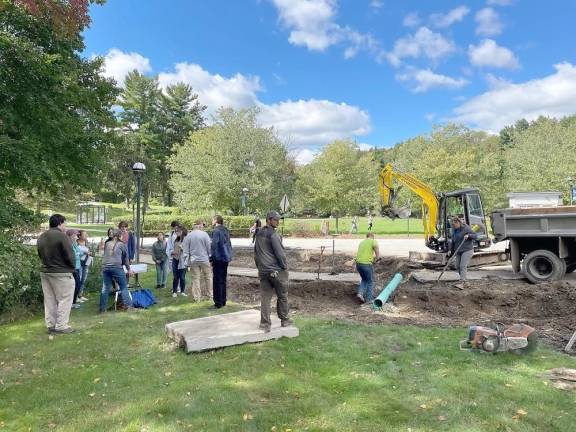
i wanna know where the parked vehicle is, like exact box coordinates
[491,206,576,283]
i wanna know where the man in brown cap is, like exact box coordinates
[254,211,292,332]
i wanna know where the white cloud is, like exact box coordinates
[357,142,374,151]
[259,99,372,148]
[403,12,421,28]
[425,112,436,122]
[475,8,503,37]
[270,0,341,51]
[430,6,470,28]
[385,27,456,67]
[487,0,513,5]
[293,148,318,165]
[397,68,468,93]
[453,63,576,132]
[101,48,152,86]
[468,39,519,69]
[157,63,261,115]
[485,73,512,89]
[370,0,383,10]
[269,0,382,60]
[101,49,373,149]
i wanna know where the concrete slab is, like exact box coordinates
[412,269,526,283]
[227,266,359,282]
[166,309,299,353]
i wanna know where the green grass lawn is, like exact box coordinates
[284,216,424,236]
[1,272,576,431]
[69,216,424,239]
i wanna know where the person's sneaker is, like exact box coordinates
[180,292,188,297]
[259,323,271,333]
[53,327,75,334]
[281,319,294,327]
[71,303,81,309]
[156,284,161,289]
[79,296,88,301]
[161,284,166,289]
[356,293,365,303]
[47,327,56,334]
[453,282,466,290]
[172,293,178,298]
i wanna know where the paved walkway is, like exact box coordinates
[135,237,506,258]
[227,266,360,282]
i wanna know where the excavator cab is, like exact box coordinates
[378,163,491,253]
[438,189,491,252]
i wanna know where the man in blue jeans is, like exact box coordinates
[355,232,380,304]
[99,229,134,313]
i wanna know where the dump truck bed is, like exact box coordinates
[491,206,576,243]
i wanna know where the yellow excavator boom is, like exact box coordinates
[378,163,439,243]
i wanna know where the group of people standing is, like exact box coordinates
[36,210,294,335]
[152,216,233,308]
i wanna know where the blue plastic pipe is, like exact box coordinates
[373,273,403,308]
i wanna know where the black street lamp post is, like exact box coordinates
[241,187,249,216]
[132,162,146,263]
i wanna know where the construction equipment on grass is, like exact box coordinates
[378,163,491,253]
[459,323,537,354]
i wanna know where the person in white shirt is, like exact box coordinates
[166,220,180,272]
[182,220,212,301]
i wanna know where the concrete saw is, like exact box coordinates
[460,323,537,354]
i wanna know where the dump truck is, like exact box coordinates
[491,206,576,283]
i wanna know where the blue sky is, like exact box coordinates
[84,0,576,163]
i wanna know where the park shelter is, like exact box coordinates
[76,202,108,224]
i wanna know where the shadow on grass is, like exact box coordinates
[2,300,576,431]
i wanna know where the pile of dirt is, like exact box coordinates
[227,269,576,350]
[232,248,413,277]
[227,247,576,350]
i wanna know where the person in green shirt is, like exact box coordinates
[356,232,379,303]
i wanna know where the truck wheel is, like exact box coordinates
[567,262,576,273]
[522,250,566,283]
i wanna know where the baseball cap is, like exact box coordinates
[266,211,281,221]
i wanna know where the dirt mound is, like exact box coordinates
[228,248,576,350]
[227,272,576,350]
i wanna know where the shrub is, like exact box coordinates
[111,214,255,235]
[0,235,43,322]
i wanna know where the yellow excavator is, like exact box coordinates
[378,163,492,252]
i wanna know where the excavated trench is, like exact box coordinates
[230,248,576,349]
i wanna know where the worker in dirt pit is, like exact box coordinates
[449,216,478,289]
[254,211,293,333]
[355,232,379,304]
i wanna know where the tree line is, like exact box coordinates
[3,0,576,236]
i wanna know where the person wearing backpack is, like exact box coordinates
[210,215,233,308]
[99,229,134,313]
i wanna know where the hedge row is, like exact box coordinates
[110,214,256,234]
[0,236,43,322]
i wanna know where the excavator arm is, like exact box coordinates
[378,163,440,245]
